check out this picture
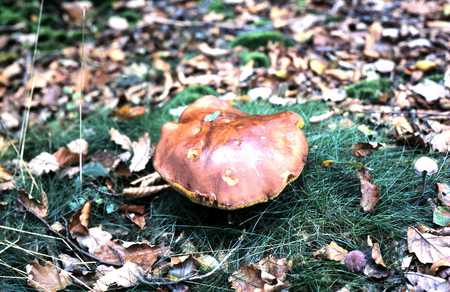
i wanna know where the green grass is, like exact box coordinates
[239,51,270,68]
[1,95,448,291]
[346,78,392,103]
[231,30,294,50]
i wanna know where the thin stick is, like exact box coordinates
[77,6,88,195]
[18,0,44,182]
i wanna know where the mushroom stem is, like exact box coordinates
[421,171,427,197]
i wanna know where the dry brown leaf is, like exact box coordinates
[122,184,169,198]
[430,257,450,274]
[94,262,143,291]
[229,256,292,292]
[67,138,88,156]
[313,241,348,263]
[309,111,334,123]
[407,226,450,264]
[115,105,146,119]
[123,243,166,271]
[53,148,79,168]
[26,260,71,292]
[429,130,450,153]
[76,226,125,265]
[69,201,91,237]
[119,204,146,229]
[358,168,380,213]
[28,152,59,176]
[351,143,382,157]
[405,272,450,291]
[129,133,152,172]
[367,236,386,267]
[109,128,132,151]
[437,183,450,207]
[18,190,48,219]
[62,1,92,24]
[0,165,13,182]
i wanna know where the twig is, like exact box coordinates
[139,234,244,286]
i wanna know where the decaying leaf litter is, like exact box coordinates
[0,0,449,291]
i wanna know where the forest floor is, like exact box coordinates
[0,0,449,291]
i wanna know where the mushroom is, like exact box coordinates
[153,96,308,210]
[414,156,439,197]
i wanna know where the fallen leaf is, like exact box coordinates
[0,165,13,182]
[351,142,382,157]
[119,204,146,229]
[67,138,88,155]
[26,260,71,292]
[429,130,450,153]
[367,236,386,267]
[62,1,92,24]
[76,226,125,265]
[358,168,380,212]
[53,147,79,168]
[431,257,450,275]
[313,241,348,263]
[123,242,166,271]
[18,190,48,219]
[94,262,143,291]
[405,272,450,291]
[229,256,292,291]
[309,59,327,75]
[129,133,152,172]
[363,263,389,279]
[309,111,335,123]
[415,60,437,72]
[108,16,129,31]
[115,105,146,119]
[433,205,450,227]
[407,226,450,264]
[109,128,132,151]
[437,183,450,207]
[412,80,447,103]
[28,152,59,176]
[69,201,91,237]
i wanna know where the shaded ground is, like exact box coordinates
[0,0,449,291]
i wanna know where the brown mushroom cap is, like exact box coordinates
[153,96,308,210]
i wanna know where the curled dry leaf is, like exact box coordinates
[26,260,71,292]
[367,236,386,267]
[405,272,450,292]
[115,105,146,119]
[53,147,79,168]
[28,152,59,176]
[352,142,382,157]
[430,257,450,275]
[407,226,450,264]
[313,241,348,263]
[0,165,15,191]
[18,190,48,219]
[94,262,144,292]
[122,184,169,198]
[130,133,153,172]
[109,128,132,151]
[358,168,380,212]
[119,204,146,229]
[69,200,91,237]
[229,256,292,292]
